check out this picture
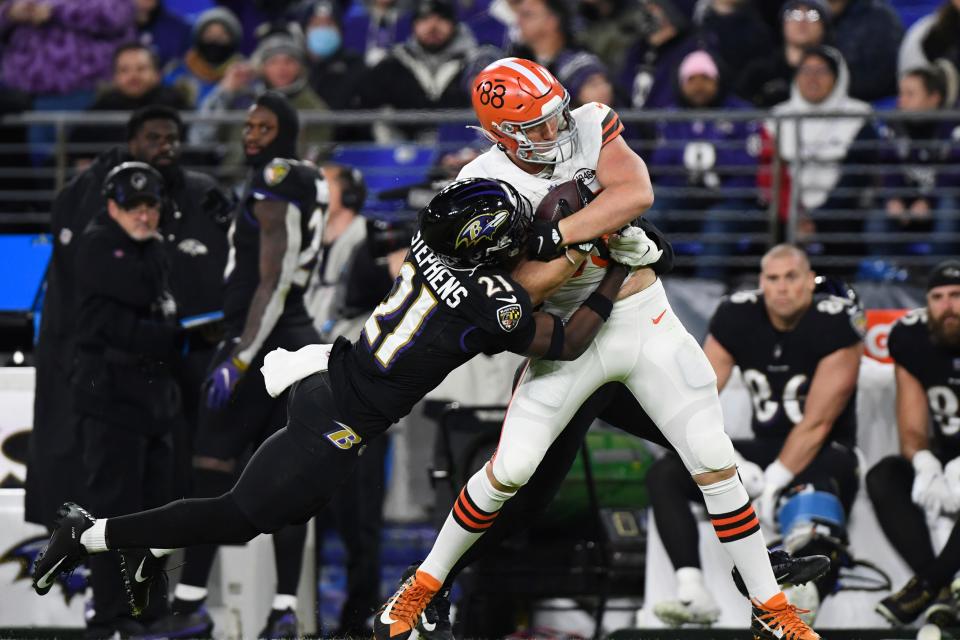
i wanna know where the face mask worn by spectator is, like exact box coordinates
[246,92,300,168]
[308,26,342,57]
[197,38,236,65]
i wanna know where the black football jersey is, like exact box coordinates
[328,229,536,428]
[224,158,324,332]
[888,309,960,458]
[709,290,864,444]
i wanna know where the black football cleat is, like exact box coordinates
[119,549,167,617]
[258,607,298,639]
[876,577,946,627]
[733,549,831,598]
[32,502,95,595]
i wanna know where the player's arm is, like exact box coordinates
[894,363,931,460]
[521,262,629,361]
[776,342,862,472]
[511,249,589,306]
[557,137,654,245]
[703,334,736,392]
[233,199,295,365]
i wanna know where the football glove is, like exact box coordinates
[608,226,663,267]
[911,449,958,521]
[527,219,564,261]
[205,356,247,409]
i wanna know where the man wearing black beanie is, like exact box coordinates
[867,259,960,628]
[147,90,327,639]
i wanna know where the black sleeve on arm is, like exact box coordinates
[635,216,674,275]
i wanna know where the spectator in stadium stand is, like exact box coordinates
[464,0,521,48]
[574,0,657,77]
[554,50,621,109]
[866,260,960,629]
[824,0,903,101]
[506,0,578,76]
[619,0,698,110]
[189,28,332,170]
[866,65,960,256]
[355,0,477,142]
[72,162,183,639]
[70,43,191,168]
[297,0,366,111]
[737,0,833,108]
[163,7,244,107]
[696,0,774,93]
[646,49,761,279]
[135,0,191,68]
[341,0,414,68]
[898,0,960,84]
[0,0,135,103]
[762,46,875,255]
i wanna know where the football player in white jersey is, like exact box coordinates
[375,57,820,640]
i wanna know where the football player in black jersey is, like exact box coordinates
[146,91,325,638]
[868,260,960,628]
[645,244,863,626]
[30,178,644,630]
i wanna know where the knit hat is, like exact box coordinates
[799,44,841,78]
[253,32,307,66]
[297,0,343,27]
[193,7,242,43]
[555,52,610,98]
[414,0,458,23]
[679,50,719,82]
[781,0,832,27]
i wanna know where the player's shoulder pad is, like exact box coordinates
[725,288,763,308]
[812,293,866,339]
[464,267,533,334]
[252,158,317,202]
[574,102,623,147]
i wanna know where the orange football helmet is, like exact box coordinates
[470,57,579,165]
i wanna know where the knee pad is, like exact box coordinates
[685,414,735,473]
[491,443,543,489]
[777,484,847,555]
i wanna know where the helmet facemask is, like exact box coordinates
[492,93,579,165]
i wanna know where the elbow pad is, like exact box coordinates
[544,314,565,360]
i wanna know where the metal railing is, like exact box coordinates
[2,108,959,277]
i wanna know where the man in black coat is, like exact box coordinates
[26,106,231,529]
[72,162,183,638]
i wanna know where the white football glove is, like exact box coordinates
[942,456,960,515]
[757,459,794,531]
[608,226,663,267]
[734,450,766,500]
[911,450,957,521]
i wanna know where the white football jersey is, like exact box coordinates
[458,102,624,317]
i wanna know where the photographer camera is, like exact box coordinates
[72,162,185,638]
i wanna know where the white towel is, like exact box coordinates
[260,343,334,398]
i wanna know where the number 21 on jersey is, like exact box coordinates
[363,263,438,369]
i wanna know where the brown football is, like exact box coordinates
[534,179,592,221]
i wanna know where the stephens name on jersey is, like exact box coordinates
[709,290,865,444]
[224,158,326,333]
[458,102,624,319]
[889,308,960,458]
[325,229,535,434]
